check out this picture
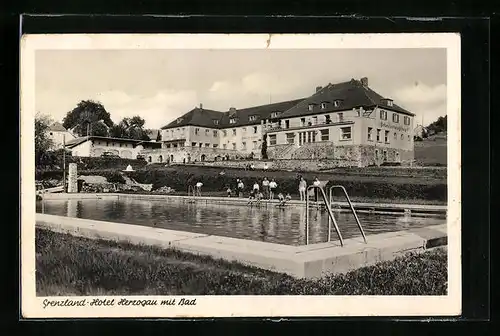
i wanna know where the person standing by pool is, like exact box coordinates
[237,179,245,198]
[253,181,260,194]
[269,179,277,200]
[298,177,307,201]
[262,177,270,199]
[226,185,232,197]
[313,177,321,202]
[195,181,203,197]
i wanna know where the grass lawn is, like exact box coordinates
[414,138,447,166]
[36,228,448,296]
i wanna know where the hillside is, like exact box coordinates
[414,132,447,166]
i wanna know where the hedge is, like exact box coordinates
[35,166,447,201]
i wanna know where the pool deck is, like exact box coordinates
[40,192,447,216]
[35,213,447,279]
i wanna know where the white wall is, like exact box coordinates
[49,131,76,149]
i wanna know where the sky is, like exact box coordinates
[35,48,447,129]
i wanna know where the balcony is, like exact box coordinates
[264,119,355,133]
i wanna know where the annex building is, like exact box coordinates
[146,77,416,167]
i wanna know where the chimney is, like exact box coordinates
[360,77,368,86]
[316,86,323,93]
[199,103,203,109]
[229,107,236,112]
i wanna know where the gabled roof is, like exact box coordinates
[219,99,306,128]
[49,122,68,132]
[161,108,225,130]
[279,79,414,119]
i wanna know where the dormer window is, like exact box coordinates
[229,118,237,124]
[308,104,314,111]
[270,112,280,118]
[381,98,394,107]
[333,100,342,108]
[320,102,327,109]
[213,119,219,125]
[176,118,183,124]
[249,115,258,122]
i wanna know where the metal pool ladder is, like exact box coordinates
[305,185,367,246]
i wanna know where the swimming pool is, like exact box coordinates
[35,197,446,246]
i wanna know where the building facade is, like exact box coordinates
[48,122,76,149]
[155,77,415,167]
[65,136,161,159]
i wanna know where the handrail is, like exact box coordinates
[329,185,367,244]
[305,185,344,246]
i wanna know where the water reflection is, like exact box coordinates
[36,198,446,246]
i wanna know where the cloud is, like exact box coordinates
[392,82,446,106]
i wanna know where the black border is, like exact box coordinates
[4,9,491,329]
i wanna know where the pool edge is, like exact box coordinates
[34,213,448,279]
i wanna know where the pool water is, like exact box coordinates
[36,198,446,246]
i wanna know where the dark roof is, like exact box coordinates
[65,136,159,149]
[161,108,225,130]
[279,79,414,119]
[49,122,68,132]
[160,79,414,130]
[219,99,306,127]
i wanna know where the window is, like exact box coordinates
[380,110,387,120]
[377,129,381,142]
[401,134,404,140]
[192,142,196,147]
[271,112,280,118]
[205,129,210,134]
[404,116,411,125]
[176,118,183,124]
[166,144,171,149]
[375,149,379,160]
[173,144,178,148]
[205,143,210,147]
[383,150,388,161]
[213,144,218,148]
[286,133,295,144]
[269,134,277,145]
[213,119,220,125]
[199,143,202,148]
[325,115,331,124]
[367,127,373,141]
[300,118,306,126]
[338,113,344,122]
[242,127,246,132]
[180,142,185,148]
[285,120,290,129]
[229,118,236,124]
[232,143,236,150]
[253,126,258,134]
[253,141,258,149]
[223,144,227,149]
[394,132,397,140]
[223,130,227,137]
[312,116,318,125]
[195,128,199,135]
[333,100,341,107]
[241,142,246,149]
[213,130,218,137]
[408,135,411,141]
[392,113,399,123]
[321,102,327,109]
[249,115,257,122]
[340,127,352,140]
[385,130,390,143]
[387,100,394,107]
[308,104,314,111]
[232,129,236,136]
[321,129,329,141]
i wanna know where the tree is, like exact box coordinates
[62,100,114,137]
[110,116,151,140]
[426,115,447,135]
[261,133,268,159]
[155,130,162,142]
[35,113,54,167]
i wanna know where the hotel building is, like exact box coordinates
[149,77,415,167]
